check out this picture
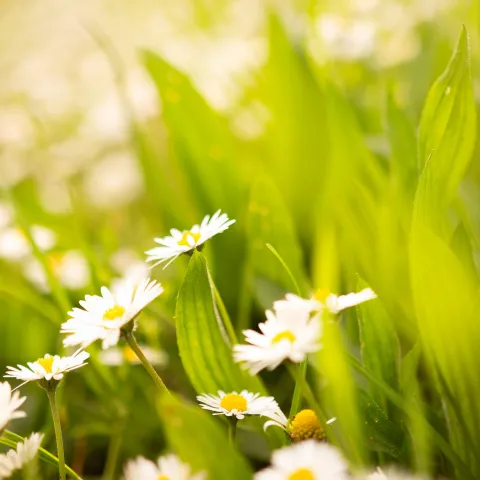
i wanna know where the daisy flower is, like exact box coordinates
[4,352,89,386]
[274,288,377,318]
[145,210,235,269]
[264,408,337,442]
[360,468,429,480]
[233,310,321,375]
[196,390,288,425]
[123,454,205,480]
[99,344,168,367]
[254,440,349,480]
[0,382,26,431]
[61,277,163,349]
[0,433,44,479]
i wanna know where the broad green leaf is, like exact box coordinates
[175,251,263,394]
[357,281,399,411]
[417,27,476,223]
[159,394,253,480]
[247,174,309,307]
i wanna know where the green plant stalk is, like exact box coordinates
[228,419,237,445]
[286,363,327,424]
[102,430,123,480]
[124,331,170,395]
[47,389,66,480]
[1,431,82,480]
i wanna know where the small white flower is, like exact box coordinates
[123,453,205,480]
[0,432,44,479]
[233,310,321,375]
[274,288,377,317]
[99,345,168,367]
[61,277,163,349]
[254,440,349,480]
[197,390,288,425]
[0,382,26,431]
[5,352,89,384]
[360,467,429,480]
[145,210,235,269]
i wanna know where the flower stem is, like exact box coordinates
[102,429,123,480]
[228,419,237,445]
[124,332,170,395]
[46,389,66,480]
[286,363,327,424]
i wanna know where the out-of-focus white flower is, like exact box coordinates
[197,390,288,426]
[274,288,377,318]
[0,433,43,479]
[110,249,150,287]
[254,440,349,480]
[61,277,163,349]
[233,310,321,375]
[0,225,56,261]
[0,203,12,230]
[360,467,430,480]
[100,345,167,367]
[5,352,89,384]
[83,151,143,210]
[123,454,205,480]
[145,210,235,269]
[0,382,26,431]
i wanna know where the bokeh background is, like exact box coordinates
[1,0,480,478]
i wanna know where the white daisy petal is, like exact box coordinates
[0,382,26,431]
[255,440,349,480]
[233,308,321,374]
[4,352,89,386]
[123,454,205,480]
[145,210,235,269]
[0,432,43,478]
[61,277,163,349]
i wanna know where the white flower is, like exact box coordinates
[233,310,321,375]
[0,382,26,431]
[61,277,163,349]
[0,433,44,479]
[145,210,235,269]
[100,345,168,367]
[123,454,205,480]
[254,440,349,480]
[196,390,288,425]
[360,468,429,480]
[274,288,377,317]
[5,352,89,384]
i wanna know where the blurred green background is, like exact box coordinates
[1,0,480,478]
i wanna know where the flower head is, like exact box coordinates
[254,440,349,480]
[5,352,89,385]
[123,453,205,480]
[0,382,26,431]
[233,310,321,375]
[0,433,43,479]
[145,210,235,269]
[61,277,163,349]
[274,288,377,318]
[197,390,288,424]
[360,468,429,480]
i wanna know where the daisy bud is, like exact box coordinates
[288,409,325,442]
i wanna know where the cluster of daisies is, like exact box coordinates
[1,210,421,479]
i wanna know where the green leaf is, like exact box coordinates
[159,394,253,480]
[417,27,476,223]
[357,280,399,411]
[247,174,309,307]
[175,251,263,394]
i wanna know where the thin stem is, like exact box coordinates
[124,332,170,395]
[47,389,66,480]
[289,360,307,418]
[102,430,123,480]
[228,419,237,445]
[266,243,302,296]
[286,363,327,424]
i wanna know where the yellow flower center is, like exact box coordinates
[220,394,248,412]
[177,230,201,247]
[157,476,169,480]
[37,356,54,374]
[271,331,296,344]
[103,305,125,321]
[314,288,330,302]
[288,469,315,480]
[288,409,325,442]
[122,346,138,363]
